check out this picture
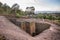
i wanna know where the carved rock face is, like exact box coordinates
[10,18,50,36]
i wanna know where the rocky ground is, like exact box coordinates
[0,16,60,40]
[0,16,34,40]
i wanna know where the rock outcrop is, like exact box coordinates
[0,16,33,40]
[0,16,60,40]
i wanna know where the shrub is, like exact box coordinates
[0,35,6,40]
[16,13,20,18]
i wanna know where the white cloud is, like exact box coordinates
[0,0,60,11]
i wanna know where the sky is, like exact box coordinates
[0,0,60,11]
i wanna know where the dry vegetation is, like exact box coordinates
[53,20,60,26]
[0,35,6,40]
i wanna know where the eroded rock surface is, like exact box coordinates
[35,29,60,40]
[0,16,60,40]
[0,16,33,40]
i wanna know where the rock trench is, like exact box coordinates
[9,18,50,36]
[0,16,60,40]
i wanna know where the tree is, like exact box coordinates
[25,6,35,16]
[12,3,19,12]
[11,3,20,16]
[0,2,3,7]
[30,6,35,14]
[2,3,10,14]
[0,2,3,14]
